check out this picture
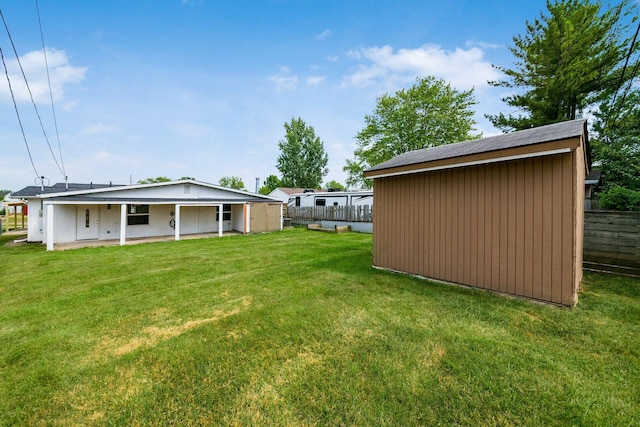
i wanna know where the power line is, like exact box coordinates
[0,7,65,178]
[0,45,40,179]
[35,0,66,176]
[608,19,640,130]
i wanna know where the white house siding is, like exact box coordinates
[180,206,220,234]
[98,204,122,240]
[93,184,251,201]
[267,189,290,203]
[51,204,76,243]
[232,205,245,232]
[25,198,43,242]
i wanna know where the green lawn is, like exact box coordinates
[1,228,639,426]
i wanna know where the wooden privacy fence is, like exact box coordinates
[583,211,640,276]
[287,205,373,223]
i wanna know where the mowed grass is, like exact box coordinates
[1,228,639,426]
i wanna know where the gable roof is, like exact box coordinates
[364,119,589,179]
[11,182,122,198]
[13,180,279,203]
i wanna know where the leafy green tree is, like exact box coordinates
[179,176,196,181]
[592,89,640,194]
[344,76,480,188]
[488,0,638,132]
[258,175,283,195]
[324,180,345,191]
[218,176,246,190]
[137,177,171,184]
[0,190,9,215]
[276,117,329,188]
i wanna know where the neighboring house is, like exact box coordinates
[364,119,590,306]
[584,168,602,209]
[12,180,282,250]
[267,188,307,203]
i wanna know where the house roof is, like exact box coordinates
[273,188,308,195]
[364,119,589,178]
[11,182,122,198]
[12,180,280,203]
[585,168,602,185]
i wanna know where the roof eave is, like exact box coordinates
[364,137,581,180]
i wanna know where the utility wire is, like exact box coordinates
[608,19,640,130]
[0,8,65,177]
[35,0,65,176]
[0,45,40,179]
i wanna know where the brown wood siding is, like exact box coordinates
[372,151,579,305]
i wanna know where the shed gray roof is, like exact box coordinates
[365,119,588,174]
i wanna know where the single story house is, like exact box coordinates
[364,119,590,306]
[267,187,308,203]
[584,168,602,209]
[12,180,282,250]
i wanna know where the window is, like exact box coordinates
[216,204,232,221]
[85,209,90,228]
[127,204,150,225]
[315,198,326,207]
[295,196,301,207]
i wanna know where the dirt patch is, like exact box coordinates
[91,296,252,360]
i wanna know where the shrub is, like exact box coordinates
[598,186,640,211]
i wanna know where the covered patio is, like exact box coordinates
[11,179,283,250]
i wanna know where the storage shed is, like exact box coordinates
[363,120,590,306]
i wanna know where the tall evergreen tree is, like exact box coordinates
[276,117,328,189]
[488,0,638,132]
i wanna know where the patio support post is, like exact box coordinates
[174,204,181,241]
[218,204,223,237]
[46,204,54,251]
[120,204,127,246]
[244,203,250,234]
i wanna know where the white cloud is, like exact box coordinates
[315,29,332,40]
[342,44,500,91]
[465,40,502,50]
[0,48,87,105]
[269,72,299,92]
[306,76,325,86]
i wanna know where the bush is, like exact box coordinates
[598,186,640,211]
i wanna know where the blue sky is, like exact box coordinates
[0,0,550,192]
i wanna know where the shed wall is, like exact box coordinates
[373,151,579,305]
[249,203,282,233]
